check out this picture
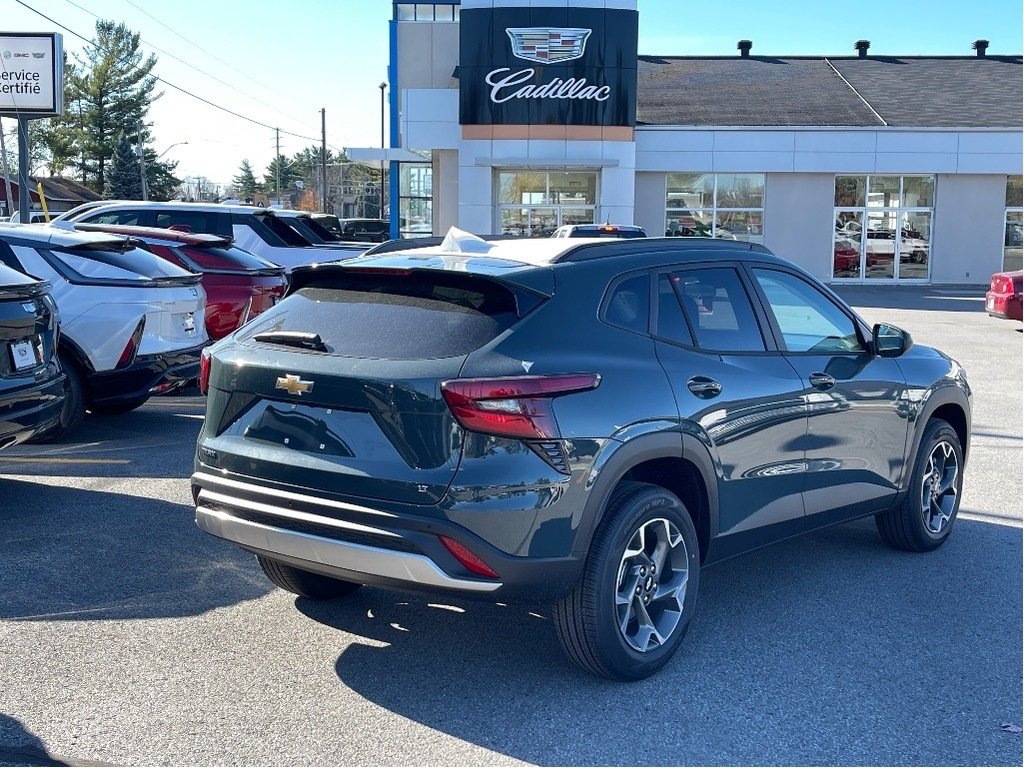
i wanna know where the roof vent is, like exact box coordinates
[737,40,752,58]
[855,40,870,57]
[972,39,989,57]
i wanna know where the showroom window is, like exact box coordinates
[395,3,459,21]
[497,171,598,237]
[665,173,764,243]
[1005,175,1022,272]
[833,175,934,281]
[399,163,432,239]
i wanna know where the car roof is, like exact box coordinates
[71,223,232,246]
[0,222,129,249]
[66,200,277,216]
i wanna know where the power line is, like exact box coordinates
[59,0,315,136]
[118,0,316,119]
[13,0,322,144]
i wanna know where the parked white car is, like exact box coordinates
[0,224,207,438]
[51,201,365,271]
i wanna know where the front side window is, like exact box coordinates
[752,269,864,353]
[661,267,766,352]
[1005,175,1022,272]
[665,173,764,244]
[834,175,934,281]
[497,171,597,237]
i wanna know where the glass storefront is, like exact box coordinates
[399,163,432,239]
[1005,175,1023,272]
[833,175,934,281]
[497,171,598,237]
[665,173,764,243]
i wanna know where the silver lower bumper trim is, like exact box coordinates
[195,506,502,593]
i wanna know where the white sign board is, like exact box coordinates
[0,33,63,116]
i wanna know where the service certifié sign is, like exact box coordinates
[0,33,64,117]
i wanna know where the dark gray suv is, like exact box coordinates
[192,233,971,680]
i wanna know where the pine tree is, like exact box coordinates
[74,20,159,192]
[233,159,259,201]
[104,134,143,199]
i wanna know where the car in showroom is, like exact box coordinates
[985,269,1023,321]
[192,229,972,680]
[0,224,207,439]
[72,223,287,340]
[51,201,366,271]
[0,263,64,449]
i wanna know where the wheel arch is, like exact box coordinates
[57,334,96,376]
[903,386,971,491]
[572,432,720,564]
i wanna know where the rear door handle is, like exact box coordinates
[687,376,722,398]
[808,372,836,390]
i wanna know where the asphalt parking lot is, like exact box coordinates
[1,287,1021,767]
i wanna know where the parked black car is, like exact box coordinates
[0,264,63,449]
[336,218,390,243]
[192,234,971,680]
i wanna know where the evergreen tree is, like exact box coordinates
[263,154,297,201]
[233,159,259,200]
[143,149,181,201]
[104,134,143,199]
[74,20,159,192]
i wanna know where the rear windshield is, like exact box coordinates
[302,217,343,241]
[47,245,192,282]
[180,245,279,272]
[238,272,522,359]
[259,214,312,246]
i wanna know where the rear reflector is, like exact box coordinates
[116,317,146,369]
[441,374,600,440]
[439,536,500,579]
[199,347,211,394]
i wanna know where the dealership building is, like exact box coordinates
[372,0,1023,285]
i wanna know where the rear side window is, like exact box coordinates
[237,272,525,359]
[302,217,342,241]
[154,210,229,237]
[664,267,766,352]
[603,273,649,333]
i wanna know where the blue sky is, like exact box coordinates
[3,0,1021,185]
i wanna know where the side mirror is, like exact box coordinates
[873,323,912,357]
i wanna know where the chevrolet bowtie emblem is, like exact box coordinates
[276,374,314,396]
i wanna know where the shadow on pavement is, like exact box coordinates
[0,478,271,621]
[299,515,1022,767]
[0,713,108,766]
[833,285,987,313]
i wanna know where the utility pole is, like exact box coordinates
[17,118,29,222]
[275,127,281,207]
[0,117,14,218]
[320,108,328,214]
[138,124,149,201]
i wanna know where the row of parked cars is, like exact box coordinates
[0,201,380,448]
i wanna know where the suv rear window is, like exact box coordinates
[237,272,523,359]
[46,245,191,282]
[180,245,279,272]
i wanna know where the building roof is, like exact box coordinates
[636,55,1023,128]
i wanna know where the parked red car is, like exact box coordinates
[74,224,288,339]
[985,270,1023,321]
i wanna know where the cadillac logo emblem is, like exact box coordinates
[275,374,314,396]
[506,27,591,64]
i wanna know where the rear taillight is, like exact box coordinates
[439,536,500,579]
[993,275,1015,294]
[440,374,600,440]
[199,348,211,394]
[116,317,146,369]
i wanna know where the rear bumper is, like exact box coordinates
[191,469,583,601]
[89,344,205,406]
[0,371,64,449]
[985,291,1023,321]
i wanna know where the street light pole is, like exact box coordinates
[138,125,149,201]
[379,82,387,221]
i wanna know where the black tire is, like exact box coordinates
[89,396,150,415]
[30,353,86,443]
[876,418,963,552]
[256,555,362,599]
[553,481,701,681]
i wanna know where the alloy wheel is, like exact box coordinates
[615,517,689,653]
[921,440,959,534]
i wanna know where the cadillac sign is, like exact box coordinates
[460,7,637,127]
[0,32,64,117]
